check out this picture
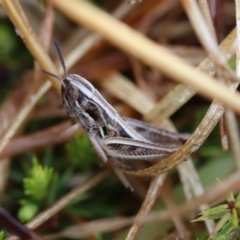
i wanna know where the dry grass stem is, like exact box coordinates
[0,82,51,155]
[198,0,217,41]
[236,0,240,76]
[1,0,60,91]
[145,28,237,123]
[0,159,10,195]
[125,175,166,240]
[46,217,135,239]
[182,0,238,87]
[182,0,224,65]
[0,121,75,160]
[53,0,240,114]
[161,181,190,239]
[62,2,137,71]
[177,162,215,233]
[101,73,155,114]
[225,110,240,170]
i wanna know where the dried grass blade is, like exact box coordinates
[145,28,237,123]
[181,0,237,83]
[52,0,240,114]
[1,0,60,91]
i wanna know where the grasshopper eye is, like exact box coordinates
[64,83,79,103]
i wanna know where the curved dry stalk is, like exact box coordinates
[101,57,238,178]
[184,0,235,154]
[167,124,214,233]
[101,71,230,177]
[122,83,237,177]
[100,39,237,178]
[53,0,240,114]
[6,170,110,240]
[144,28,237,124]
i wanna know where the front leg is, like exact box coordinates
[88,131,108,162]
[88,131,133,189]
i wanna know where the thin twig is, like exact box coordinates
[225,110,240,170]
[125,175,167,240]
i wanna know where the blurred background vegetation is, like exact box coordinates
[0,0,239,240]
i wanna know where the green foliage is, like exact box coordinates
[0,20,32,69]
[194,193,240,239]
[65,134,98,170]
[228,58,236,70]
[0,22,18,68]
[18,158,53,222]
[194,204,229,221]
[18,201,39,223]
[23,158,53,200]
[46,170,72,205]
[214,222,234,240]
[0,231,5,240]
[0,20,32,103]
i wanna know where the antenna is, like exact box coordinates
[42,42,68,87]
[42,69,66,87]
[54,40,68,78]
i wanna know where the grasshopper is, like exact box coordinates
[44,42,189,180]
